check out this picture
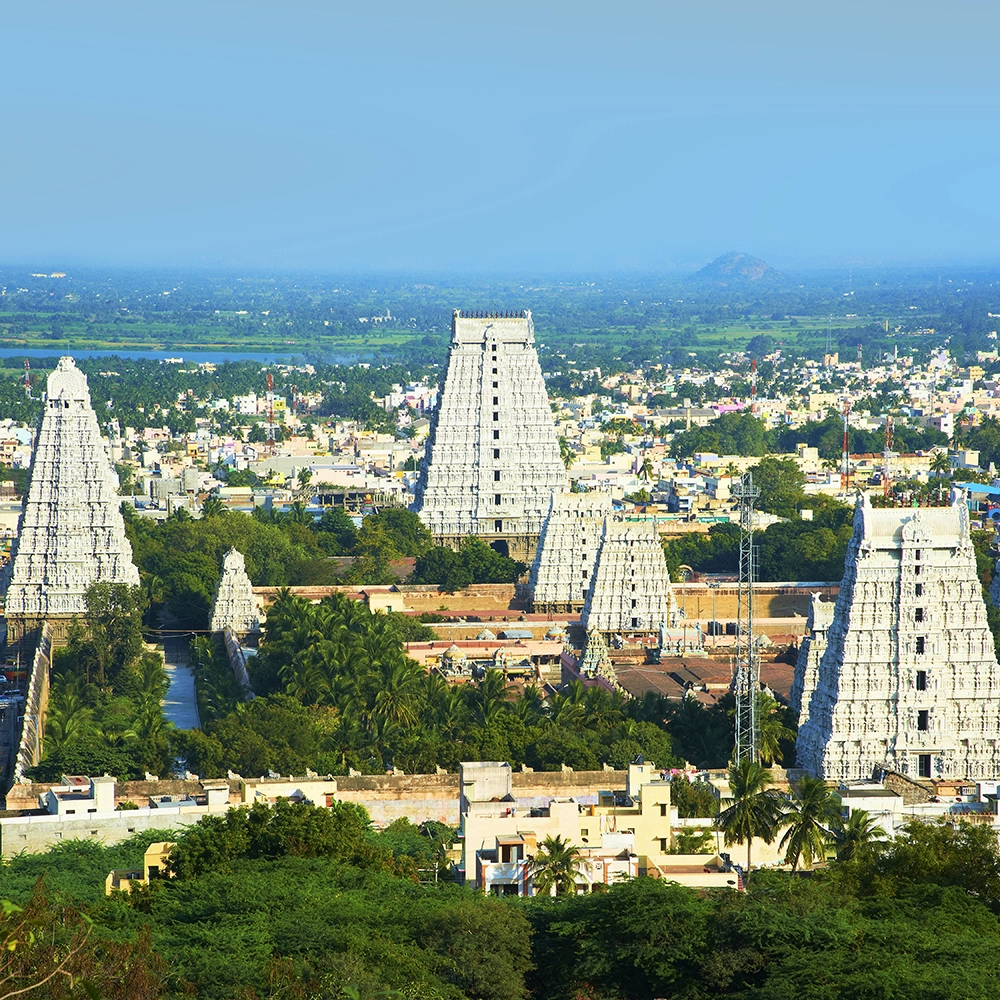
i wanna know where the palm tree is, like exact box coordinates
[832,808,887,862]
[528,836,591,896]
[639,457,654,482]
[755,691,797,765]
[778,775,840,871]
[930,450,951,478]
[724,461,740,479]
[716,759,786,871]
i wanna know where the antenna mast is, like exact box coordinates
[883,416,894,499]
[732,470,760,764]
[841,398,852,494]
[750,358,758,412]
[265,372,276,456]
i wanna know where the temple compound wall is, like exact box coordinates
[413,310,567,564]
[796,497,1000,782]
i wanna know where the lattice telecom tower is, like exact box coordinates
[731,470,760,763]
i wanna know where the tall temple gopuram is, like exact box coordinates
[580,519,677,634]
[796,496,1000,781]
[413,310,567,562]
[529,491,613,614]
[4,358,139,643]
[209,548,259,634]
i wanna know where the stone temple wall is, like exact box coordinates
[797,497,1000,781]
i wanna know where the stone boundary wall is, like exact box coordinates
[6,769,627,828]
[222,628,255,700]
[11,624,52,785]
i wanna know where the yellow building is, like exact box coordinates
[105,841,175,895]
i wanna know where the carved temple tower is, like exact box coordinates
[209,548,259,634]
[529,491,613,613]
[796,496,1000,781]
[413,310,567,563]
[4,357,140,643]
[580,519,677,634]
[789,593,835,728]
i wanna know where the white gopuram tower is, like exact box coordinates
[789,593,835,728]
[413,310,567,563]
[797,496,1000,781]
[580,519,677,633]
[4,357,140,642]
[529,491,613,613]
[209,548,259,634]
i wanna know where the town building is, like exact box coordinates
[3,357,140,644]
[413,311,567,563]
[797,497,1000,781]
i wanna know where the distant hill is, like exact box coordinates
[689,252,783,287]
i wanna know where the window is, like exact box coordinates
[494,448,500,459]
[492,367,497,374]
[87,808,96,814]
[494,494,501,504]
[66,809,75,815]
[915,583,923,596]
[493,411,499,421]
[582,569,588,579]
[914,565,921,576]
[659,803,668,817]
[494,519,502,531]
[631,599,638,608]
[493,430,500,440]
[659,838,668,853]
[632,617,639,627]
[493,381,498,388]
[918,710,929,731]
[915,607,924,622]
[494,470,501,481]
[916,670,927,691]
[916,636,925,654]
[918,754,932,778]
[493,396,499,405]
[915,549,921,561]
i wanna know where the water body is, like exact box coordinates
[0,348,298,364]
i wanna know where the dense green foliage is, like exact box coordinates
[412,539,527,591]
[671,411,947,460]
[8,804,1000,999]
[171,591,685,778]
[27,584,175,781]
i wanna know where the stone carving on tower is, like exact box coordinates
[789,592,835,727]
[4,357,140,640]
[581,518,677,634]
[796,496,1000,782]
[529,491,613,613]
[209,548,259,634]
[413,310,567,563]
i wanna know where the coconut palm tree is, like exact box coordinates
[639,457,654,482]
[716,759,786,871]
[930,450,951,478]
[755,691,797,765]
[778,775,840,871]
[528,835,591,896]
[832,808,888,861]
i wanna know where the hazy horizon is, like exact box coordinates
[6,1,1000,272]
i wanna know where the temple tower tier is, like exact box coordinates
[580,518,677,634]
[4,357,139,642]
[796,496,1000,782]
[413,310,567,564]
[529,491,613,613]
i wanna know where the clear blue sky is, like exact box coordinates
[4,1,999,272]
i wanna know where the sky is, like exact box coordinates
[3,1,1000,273]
